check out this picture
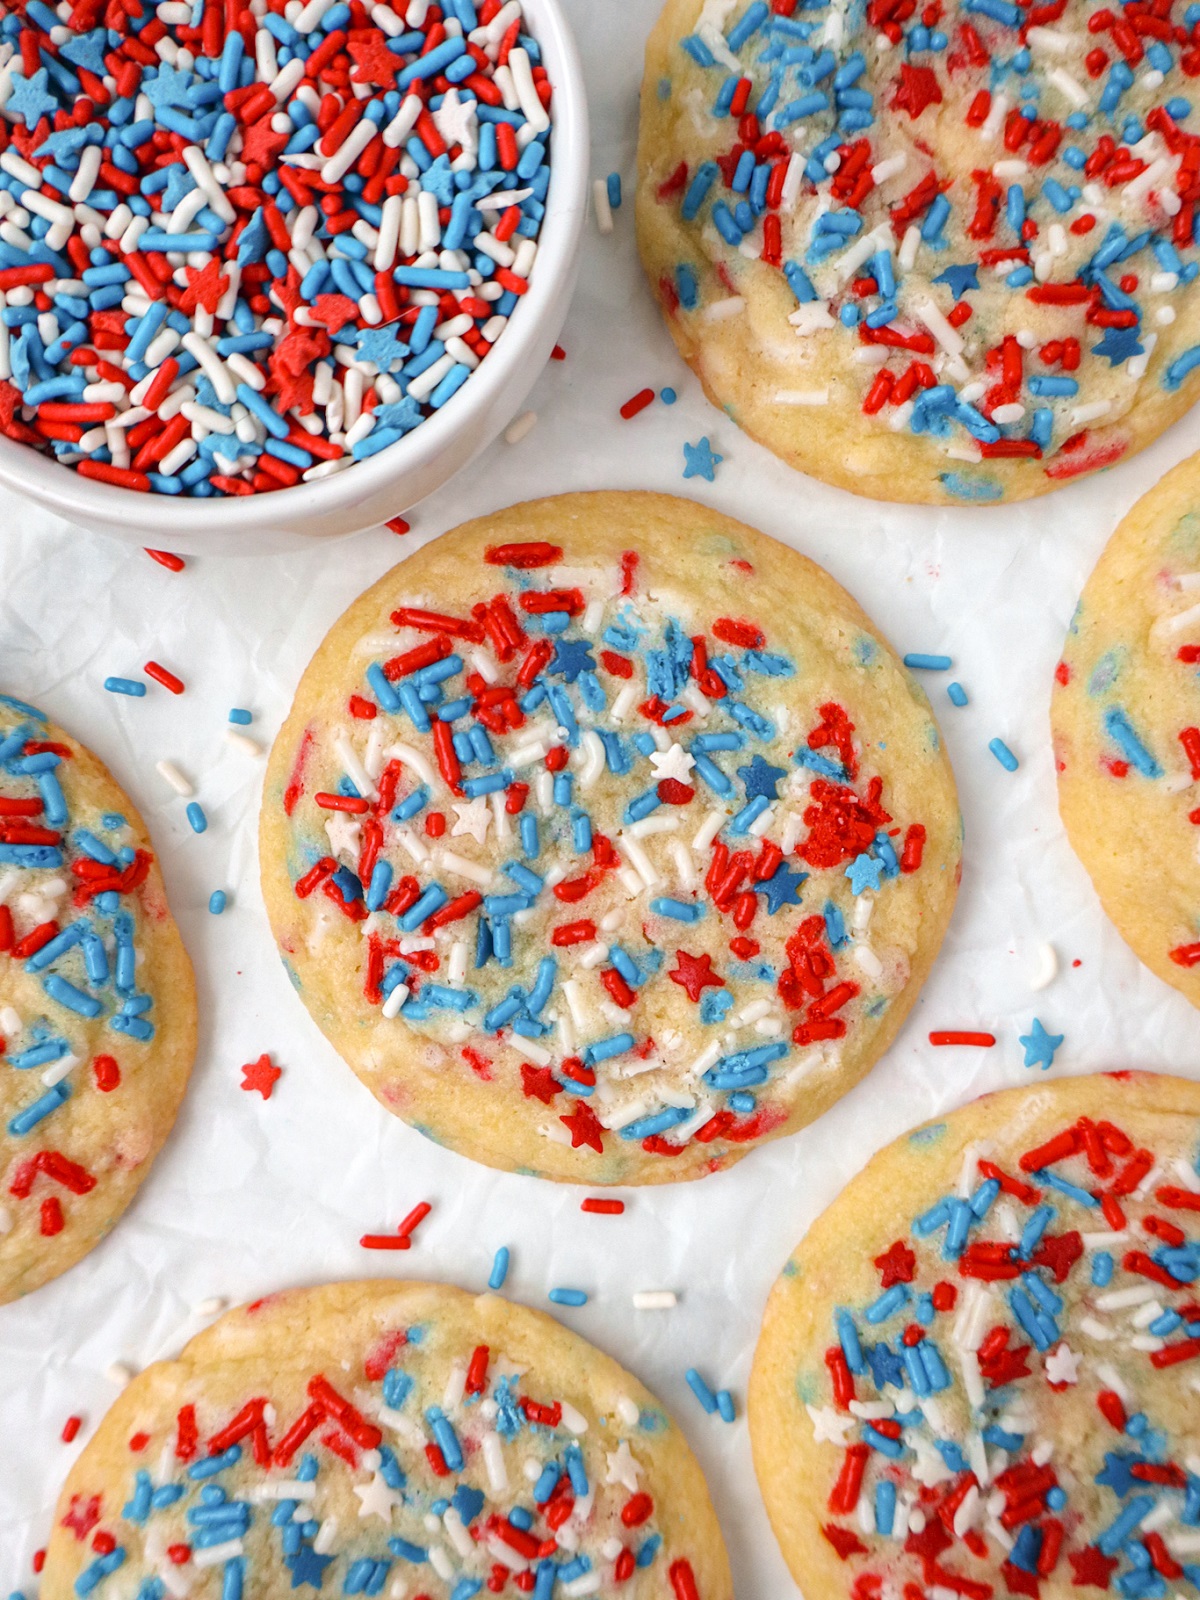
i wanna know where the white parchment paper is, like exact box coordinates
[3,2,1200,1592]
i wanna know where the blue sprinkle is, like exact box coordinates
[947,682,968,707]
[208,890,227,914]
[104,677,145,697]
[988,738,1019,772]
[549,1287,587,1307]
[488,1247,510,1290]
[186,801,208,833]
[904,653,952,671]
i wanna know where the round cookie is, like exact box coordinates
[749,1072,1200,1600]
[1053,451,1200,1011]
[0,692,196,1304]
[636,0,1200,506]
[260,491,961,1185]
[41,1278,733,1600]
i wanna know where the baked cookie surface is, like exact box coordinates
[749,1072,1200,1600]
[41,1278,732,1600]
[1052,451,1200,1010]
[0,692,196,1304]
[260,492,961,1184]
[636,0,1200,505]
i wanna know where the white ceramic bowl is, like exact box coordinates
[0,0,589,556]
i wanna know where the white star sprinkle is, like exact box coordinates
[324,814,362,864]
[432,88,478,159]
[354,1472,399,1523]
[805,1404,857,1446]
[1044,1343,1080,1386]
[604,1440,642,1493]
[451,797,492,846]
[649,743,695,784]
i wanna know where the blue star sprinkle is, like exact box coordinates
[1018,1018,1064,1071]
[162,164,199,210]
[755,860,808,914]
[682,436,722,481]
[549,638,596,683]
[235,207,270,267]
[932,263,979,300]
[845,851,884,894]
[1095,1452,1147,1499]
[7,70,57,129]
[143,60,194,110]
[737,753,787,801]
[1091,326,1144,367]
[61,29,110,78]
[34,126,90,163]
[286,1547,334,1590]
[356,324,410,372]
[421,154,457,207]
[372,397,424,434]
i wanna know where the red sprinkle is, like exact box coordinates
[929,1031,996,1046]
[144,661,185,695]
[581,1198,625,1214]
[144,549,185,572]
[619,388,656,420]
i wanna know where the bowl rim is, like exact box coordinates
[0,0,590,537]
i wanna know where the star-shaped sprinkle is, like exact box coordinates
[8,69,57,129]
[932,263,979,300]
[236,207,270,267]
[1091,325,1144,367]
[754,861,807,914]
[1043,1341,1079,1387]
[649,743,695,784]
[61,29,110,77]
[668,949,724,1003]
[286,1547,334,1589]
[521,1064,560,1103]
[144,60,194,110]
[1068,1547,1119,1589]
[549,637,596,683]
[420,154,458,207]
[348,31,401,87]
[180,258,230,317]
[240,1053,282,1099]
[560,1101,605,1153]
[1095,1452,1144,1498]
[356,324,410,373]
[1018,1018,1063,1071]
[738,753,787,801]
[845,851,884,894]
[682,437,722,481]
[432,88,478,156]
[325,813,362,862]
[873,1239,916,1286]
[307,294,360,335]
[605,1440,642,1491]
[451,797,492,846]
[34,125,89,162]
[805,1404,857,1446]
[372,397,424,434]
[241,115,289,170]
[353,1471,399,1522]
[162,164,198,210]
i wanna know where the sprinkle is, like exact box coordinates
[505,411,538,446]
[929,1031,996,1046]
[208,891,228,915]
[61,1416,82,1444]
[903,654,953,671]
[549,1287,588,1307]
[145,551,185,573]
[715,1391,736,1424]
[488,1247,511,1291]
[988,737,1019,771]
[145,662,185,696]
[947,682,969,707]
[685,1368,718,1414]
[1018,1017,1064,1070]
[398,1201,432,1240]
[682,437,723,481]
[632,1291,677,1310]
[156,760,194,798]
[104,678,145,698]
[360,1234,412,1251]
[228,710,253,727]
[239,1053,281,1100]
[593,178,615,235]
[185,802,208,835]
[620,389,657,420]
[581,1198,626,1214]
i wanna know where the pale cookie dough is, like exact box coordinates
[260,492,961,1184]
[41,1279,733,1600]
[1053,451,1200,1011]
[637,0,1200,505]
[750,1072,1200,1600]
[0,692,196,1304]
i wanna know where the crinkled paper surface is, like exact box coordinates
[2,3,1200,1592]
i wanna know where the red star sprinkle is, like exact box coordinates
[890,63,943,119]
[520,1064,560,1104]
[668,949,724,1003]
[559,1101,605,1154]
[348,33,401,87]
[180,258,229,316]
[61,1494,102,1540]
[240,117,289,169]
[1069,1548,1119,1590]
[821,1524,867,1560]
[307,294,360,333]
[240,1053,282,1099]
[874,1240,917,1287]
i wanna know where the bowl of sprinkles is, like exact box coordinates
[0,0,588,552]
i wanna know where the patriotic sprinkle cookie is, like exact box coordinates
[1052,450,1200,1012]
[0,0,553,498]
[636,0,1200,506]
[259,492,961,1185]
[40,1278,733,1600]
[749,1072,1200,1600]
[0,691,195,1304]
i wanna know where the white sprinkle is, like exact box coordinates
[504,410,538,445]
[155,759,194,797]
[105,1361,136,1389]
[1029,942,1058,991]
[592,177,614,235]
[632,1291,677,1310]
